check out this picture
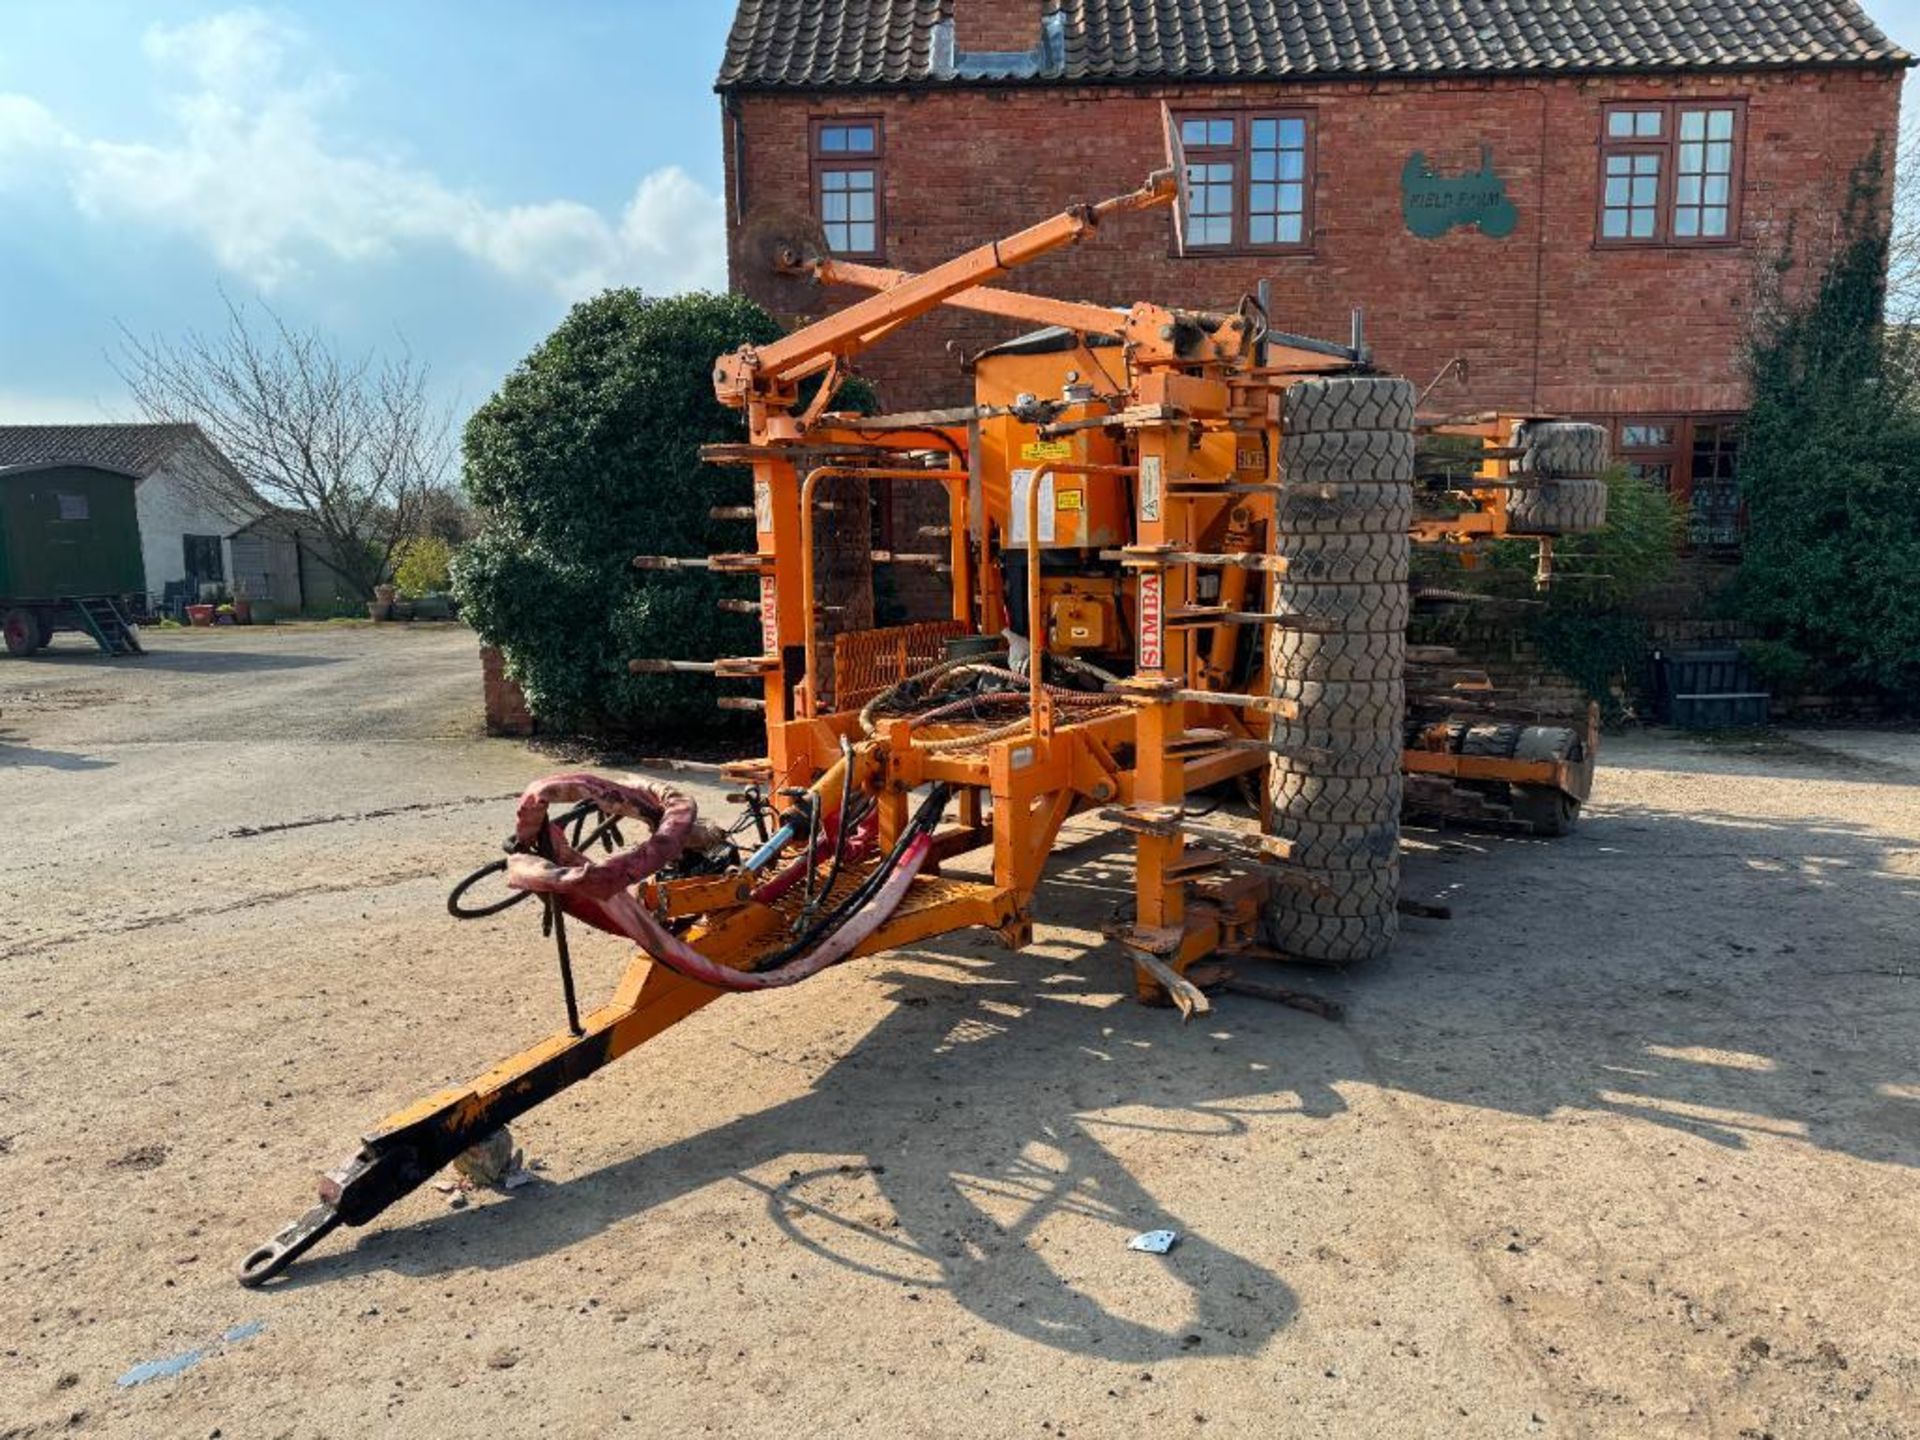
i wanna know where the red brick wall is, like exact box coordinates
[954,0,1047,52]
[723,69,1902,417]
[481,644,536,737]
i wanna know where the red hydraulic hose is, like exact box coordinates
[502,772,924,993]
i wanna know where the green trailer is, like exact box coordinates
[0,463,148,657]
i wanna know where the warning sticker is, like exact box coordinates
[1139,455,1163,524]
[753,477,773,534]
[1056,488,1084,511]
[1009,469,1057,544]
[1021,439,1073,462]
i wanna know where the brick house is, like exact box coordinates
[716,0,1909,550]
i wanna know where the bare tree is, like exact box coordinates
[1887,111,1920,323]
[117,294,453,599]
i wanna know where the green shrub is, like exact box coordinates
[1740,637,1814,696]
[1730,150,1920,707]
[1414,464,1683,720]
[392,536,453,597]
[453,290,786,734]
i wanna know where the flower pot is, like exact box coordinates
[250,599,277,625]
[232,598,253,625]
[186,604,215,627]
[368,600,394,621]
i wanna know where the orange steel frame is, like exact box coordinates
[714,170,1344,1011]
[240,170,1603,1284]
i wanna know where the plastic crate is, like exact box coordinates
[1655,649,1771,728]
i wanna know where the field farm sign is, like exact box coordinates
[1401,147,1517,239]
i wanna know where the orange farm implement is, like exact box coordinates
[238,163,1608,1286]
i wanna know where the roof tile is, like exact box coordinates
[719,0,1910,87]
[0,424,201,478]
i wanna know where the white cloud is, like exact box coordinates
[0,8,724,298]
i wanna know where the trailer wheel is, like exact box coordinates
[3,608,42,657]
[1511,786,1580,837]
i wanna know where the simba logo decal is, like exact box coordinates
[1401,147,1518,239]
[1137,571,1164,670]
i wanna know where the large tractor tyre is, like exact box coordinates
[1281,430,1416,487]
[3,608,43,658]
[1275,581,1412,633]
[1508,475,1609,537]
[1267,678,1406,734]
[1259,906,1399,967]
[1276,532,1409,585]
[1273,818,1401,871]
[1269,767,1404,826]
[1268,372,1411,966]
[1283,376,1417,436]
[1265,864,1401,920]
[1276,486,1414,537]
[1514,420,1609,479]
[1269,629,1403,683]
[1268,722,1405,775]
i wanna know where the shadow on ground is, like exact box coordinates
[0,740,112,770]
[273,792,1920,1361]
[16,647,343,675]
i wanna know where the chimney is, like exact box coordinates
[953,0,1045,53]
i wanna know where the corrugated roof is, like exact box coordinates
[718,0,1911,89]
[0,423,203,479]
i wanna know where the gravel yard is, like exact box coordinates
[2,623,1916,1439]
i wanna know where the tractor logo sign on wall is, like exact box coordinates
[1401,147,1518,239]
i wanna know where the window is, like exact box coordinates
[1598,102,1743,245]
[1590,416,1744,550]
[182,534,225,585]
[1617,419,1681,491]
[811,118,883,259]
[1175,110,1314,252]
[54,492,89,521]
[1688,420,1742,548]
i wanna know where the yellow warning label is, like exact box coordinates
[1056,488,1085,511]
[1021,440,1073,462]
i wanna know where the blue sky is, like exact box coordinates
[2,1,1917,428]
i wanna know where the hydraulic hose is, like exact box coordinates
[503,769,943,994]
